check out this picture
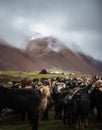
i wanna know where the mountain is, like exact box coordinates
[26,36,102,74]
[0,41,43,71]
[0,37,102,74]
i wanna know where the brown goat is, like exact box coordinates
[38,86,50,124]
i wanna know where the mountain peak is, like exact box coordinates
[26,36,68,53]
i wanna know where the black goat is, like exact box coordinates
[0,86,42,130]
[89,87,102,120]
[63,90,90,129]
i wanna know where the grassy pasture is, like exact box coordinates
[2,112,100,130]
[2,114,102,130]
[0,70,87,81]
[0,70,66,79]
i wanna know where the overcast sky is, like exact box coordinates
[0,0,102,61]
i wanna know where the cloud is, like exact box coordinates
[0,0,102,60]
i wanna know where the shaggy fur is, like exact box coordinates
[0,86,42,130]
[38,86,50,124]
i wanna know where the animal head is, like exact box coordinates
[39,86,50,97]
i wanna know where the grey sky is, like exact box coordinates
[0,0,102,61]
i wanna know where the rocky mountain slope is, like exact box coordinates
[0,37,102,74]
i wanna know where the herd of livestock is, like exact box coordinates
[0,74,102,130]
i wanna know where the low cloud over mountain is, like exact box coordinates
[0,36,102,74]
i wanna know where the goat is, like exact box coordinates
[38,86,50,124]
[0,85,42,130]
[63,87,90,130]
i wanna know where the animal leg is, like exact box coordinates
[85,118,88,127]
[31,112,39,130]
[0,110,2,130]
